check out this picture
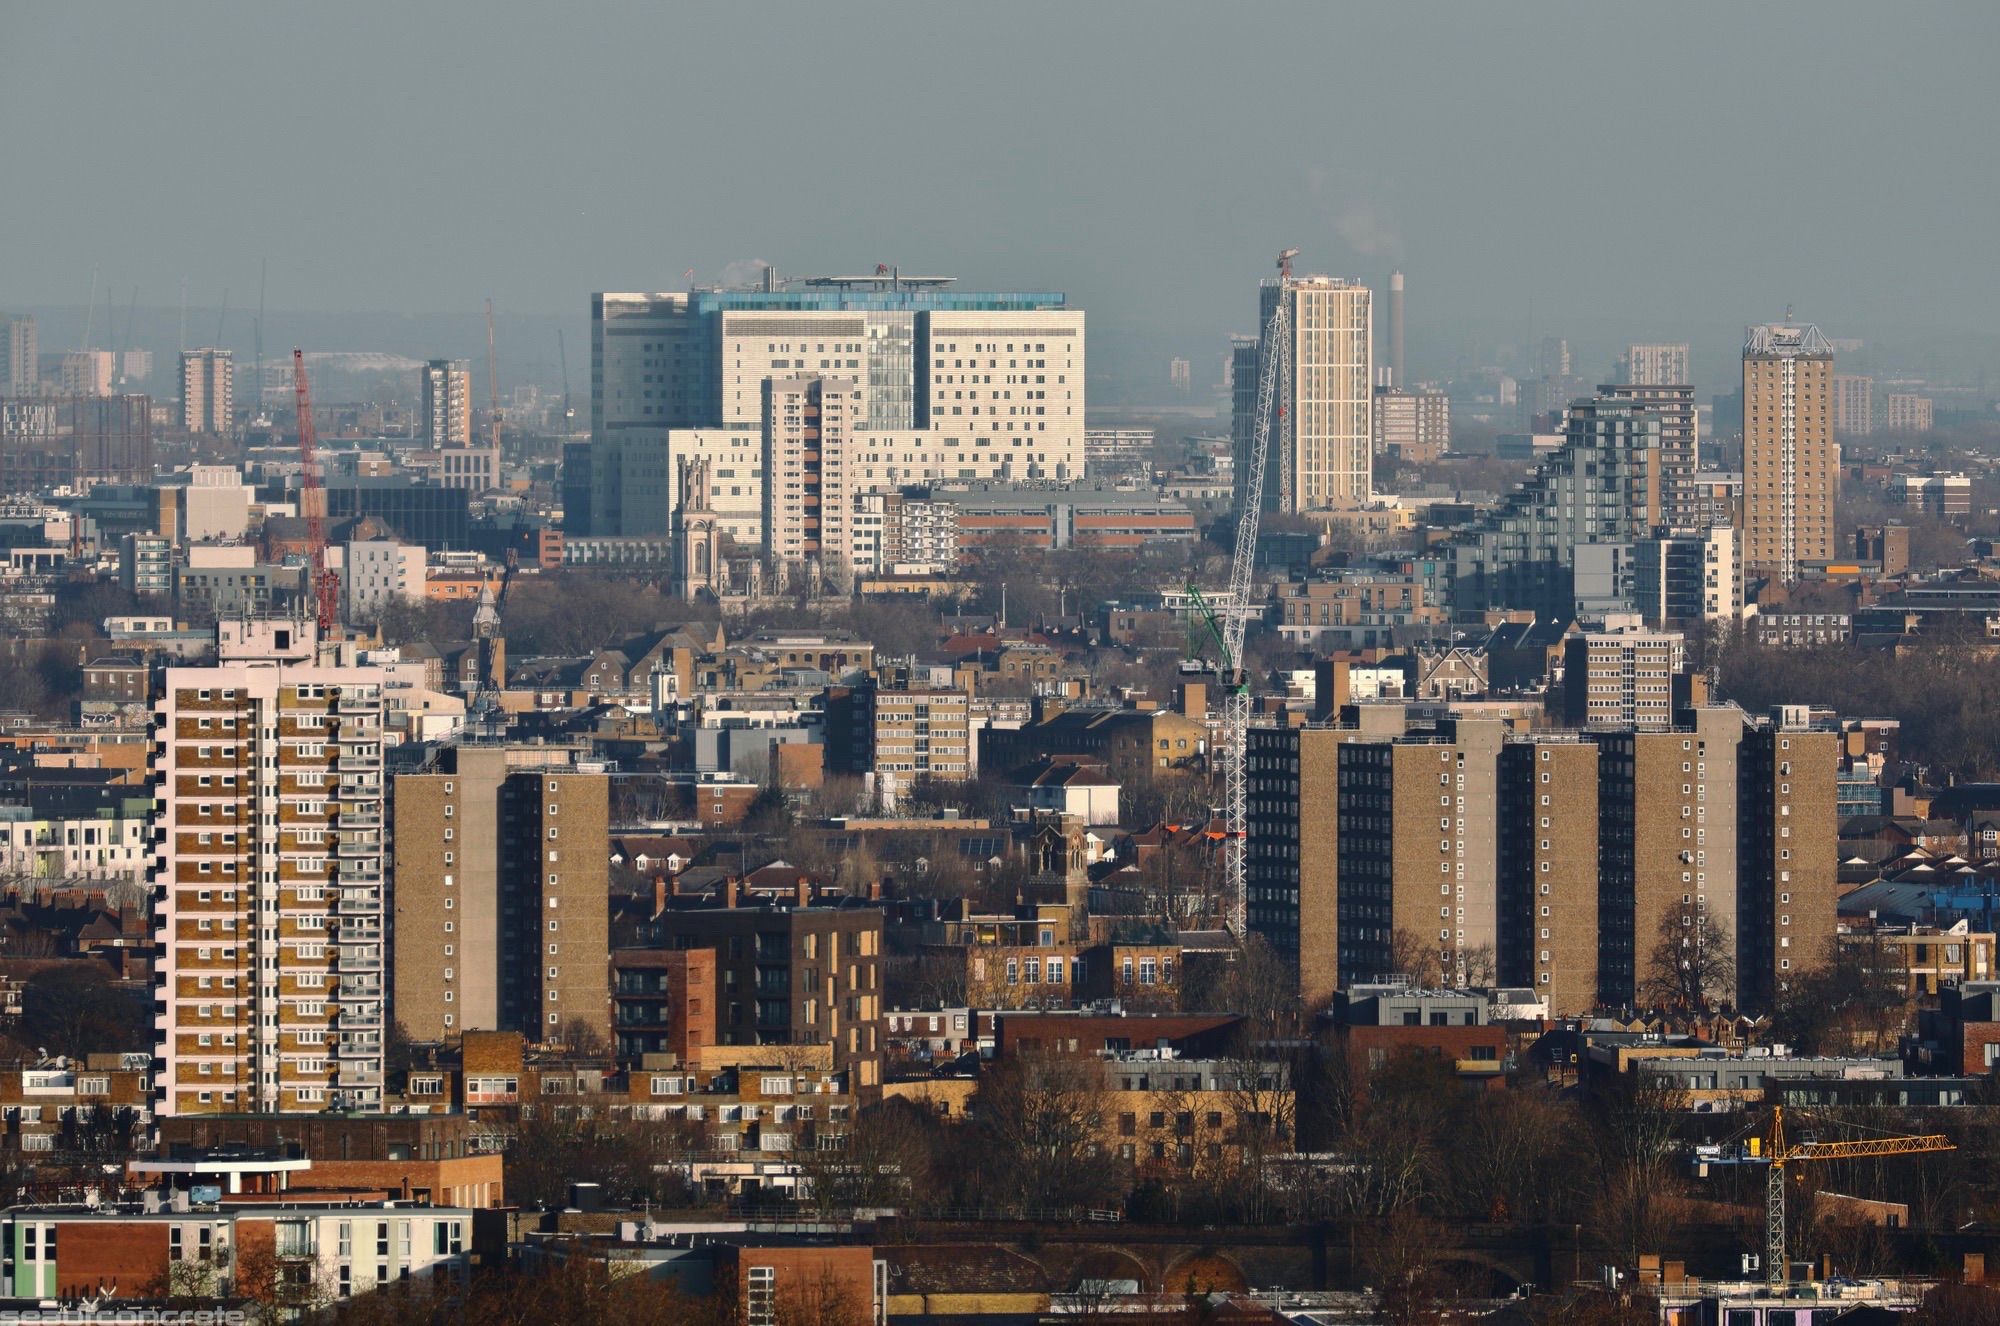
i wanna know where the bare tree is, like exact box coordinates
[972,1055,1120,1211]
[1386,928,1446,989]
[1641,905,1737,1012]
[1588,1075,1689,1266]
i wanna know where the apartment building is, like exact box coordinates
[762,375,859,576]
[1597,383,1701,525]
[1895,473,1969,518]
[420,359,472,447]
[0,1201,471,1302]
[391,745,609,1045]
[1631,525,1741,628]
[1589,707,1746,1007]
[1245,704,1833,1016]
[610,947,718,1064]
[433,445,498,493]
[1495,739,1600,1016]
[850,489,959,576]
[61,350,116,398]
[1742,324,1835,583]
[1833,374,1873,436]
[1625,342,1690,388]
[631,903,884,1094]
[821,683,971,783]
[1561,629,1687,729]
[1271,573,1446,650]
[150,620,388,1116]
[1336,720,1514,995]
[333,539,424,622]
[178,348,233,435]
[1738,710,1838,1010]
[1885,393,1934,433]
[1238,275,1374,511]
[1449,398,1663,618]
[3,315,35,394]
[1371,386,1450,463]
[0,786,152,882]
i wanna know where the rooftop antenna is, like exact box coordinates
[80,265,100,351]
[254,258,267,411]
[1784,303,1794,323]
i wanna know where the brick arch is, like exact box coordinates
[1162,1250,1250,1296]
[1426,1249,1527,1297]
[1060,1245,1153,1292]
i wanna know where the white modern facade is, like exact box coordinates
[587,278,1085,570]
[331,539,424,621]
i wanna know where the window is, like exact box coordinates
[746,1266,777,1326]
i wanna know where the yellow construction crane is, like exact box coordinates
[1750,1106,1953,1285]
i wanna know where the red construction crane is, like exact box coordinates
[292,348,340,633]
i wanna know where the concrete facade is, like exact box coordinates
[391,745,609,1044]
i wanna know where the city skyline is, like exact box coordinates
[5,3,1999,397]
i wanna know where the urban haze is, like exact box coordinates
[0,3,1998,1324]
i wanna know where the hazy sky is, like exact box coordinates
[5,2,1997,388]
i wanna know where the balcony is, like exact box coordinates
[335,1032,383,1058]
[335,755,379,773]
[334,808,381,830]
[336,888,381,914]
[336,694,378,715]
[336,834,382,858]
[334,779,379,801]
[337,949,382,974]
[337,860,383,885]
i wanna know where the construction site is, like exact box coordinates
[0,392,153,492]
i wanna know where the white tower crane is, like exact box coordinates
[1191,248,1295,936]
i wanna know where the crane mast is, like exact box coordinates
[1758,1106,1952,1285]
[1214,248,1296,937]
[291,348,340,634]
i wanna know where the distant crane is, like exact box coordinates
[216,288,229,348]
[1761,1107,1950,1286]
[291,348,341,634]
[1188,247,1296,937]
[485,298,501,450]
[80,265,101,352]
[1701,1105,1953,1285]
[253,258,267,418]
[113,287,138,387]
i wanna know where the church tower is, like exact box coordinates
[673,456,721,601]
